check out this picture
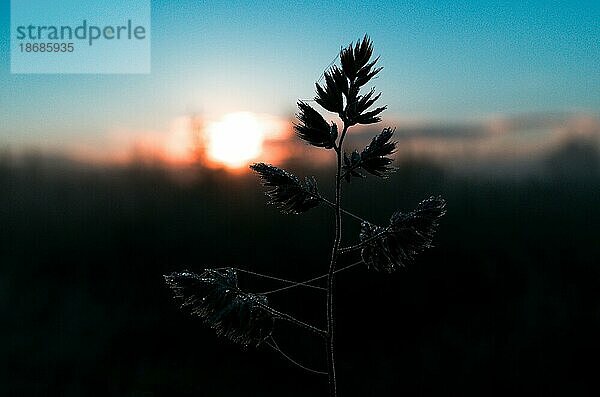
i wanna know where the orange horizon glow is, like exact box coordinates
[63,112,291,169]
[58,112,599,171]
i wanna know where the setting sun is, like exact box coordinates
[205,112,267,168]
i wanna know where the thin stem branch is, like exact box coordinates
[326,124,349,397]
[339,226,391,254]
[259,260,364,295]
[258,302,326,338]
[266,337,327,375]
[320,196,368,224]
[339,163,361,181]
[217,267,326,292]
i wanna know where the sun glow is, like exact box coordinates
[67,112,290,168]
[205,112,268,168]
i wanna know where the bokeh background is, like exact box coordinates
[1,1,599,396]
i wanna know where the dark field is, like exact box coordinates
[1,147,599,396]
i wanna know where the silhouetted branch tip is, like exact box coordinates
[164,269,275,347]
[343,127,397,181]
[315,67,345,114]
[360,196,447,272]
[340,35,375,82]
[294,101,338,149]
[250,162,321,214]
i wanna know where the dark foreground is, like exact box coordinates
[1,147,599,396]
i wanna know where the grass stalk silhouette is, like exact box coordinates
[164,35,446,396]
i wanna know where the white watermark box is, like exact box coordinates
[10,0,151,74]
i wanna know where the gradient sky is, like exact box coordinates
[1,0,599,150]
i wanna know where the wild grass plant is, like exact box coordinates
[165,36,446,396]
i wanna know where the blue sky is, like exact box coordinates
[1,0,599,149]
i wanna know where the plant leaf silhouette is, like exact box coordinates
[294,101,338,149]
[339,35,386,126]
[360,127,397,176]
[355,87,382,115]
[340,35,375,81]
[346,89,386,126]
[250,163,321,214]
[330,65,349,96]
[360,196,447,272]
[343,150,365,181]
[164,269,275,347]
[343,127,397,181]
[355,57,383,88]
[352,105,387,125]
[315,66,344,114]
